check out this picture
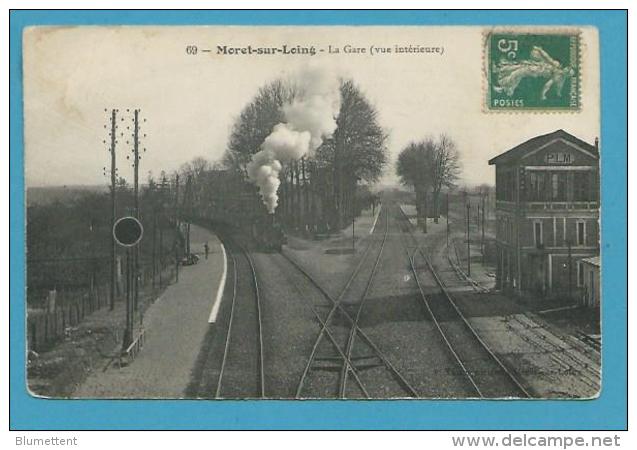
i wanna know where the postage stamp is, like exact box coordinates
[486,32,581,111]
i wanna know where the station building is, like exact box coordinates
[488,130,600,299]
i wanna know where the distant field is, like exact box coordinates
[26,185,108,206]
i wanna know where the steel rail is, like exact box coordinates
[285,211,418,398]
[293,210,383,398]
[272,256,370,398]
[421,249,531,398]
[215,250,239,398]
[214,238,265,399]
[339,205,390,398]
[395,209,483,397]
[284,251,418,398]
[240,244,266,398]
[507,316,599,387]
[397,205,531,398]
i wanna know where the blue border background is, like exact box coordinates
[9,10,627,430]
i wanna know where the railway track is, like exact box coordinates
[214,239,265,398]
[284,206,419,399]
[504,314,600,393]
[396,204,531,398]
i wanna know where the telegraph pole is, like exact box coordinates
[133,110,140,315]
[108,109,117,311]
[174,174,180,282]
[133,110,140,216]
[481,191,486,264]
[352,193,356,250]
[174,174,180,227]
[446,191,450,256]
[466,202,471,277]
[152,198,157,289]
[184,175,192,256]
[567,239,573,300]
[423,191,428,233]
[124,248,132,348]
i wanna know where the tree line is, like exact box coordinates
[179,76,464,235]
[27,172,181,303]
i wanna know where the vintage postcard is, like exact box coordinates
[23,25,601,400]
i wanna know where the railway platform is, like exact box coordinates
[73,225,225,398]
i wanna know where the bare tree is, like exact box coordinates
[396,134,461,223]
[179,156,211,180]
[396,140,434,221]
[223,79,297,174]
[431,134,461,222]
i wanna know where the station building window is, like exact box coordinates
[573,172,591,201]
[533,220,543,247]
[577,261,584,287]
[577,220,586,246]
[551,173,567,201]
[528,172,547,201]
[509,219,514,243]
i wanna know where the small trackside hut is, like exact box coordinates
[488,130,600,300]
[580,256,600,307]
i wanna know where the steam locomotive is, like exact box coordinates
[190,169,286,252]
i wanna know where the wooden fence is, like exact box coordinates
[27,264,176,352]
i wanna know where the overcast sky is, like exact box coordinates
[23,26,599,188]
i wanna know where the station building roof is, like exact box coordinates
[488,129,598,166]
[581,256,601,267]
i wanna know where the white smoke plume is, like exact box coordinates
[247,67,341,213]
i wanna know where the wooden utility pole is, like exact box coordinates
[302,158,308,232]
[567,239,573,300]
[109,109,117,311]
[123,248,132,350]
[184,175,192,256]
[352,193,356,250]
[174,174,180,282]
[466,202,471,277]
[446,191,450,256]
[152,202,157,289]
[133,110,140,216]
[423,191,428,233]
[174,174,180,228]
[133,109,140,315]
[295,161,302,229]
[481,191,486,264]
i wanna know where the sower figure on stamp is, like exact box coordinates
[493,46,574,100]
[204,242,209,260]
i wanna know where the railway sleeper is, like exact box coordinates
[315,354,377,361]
[312,358,383,372]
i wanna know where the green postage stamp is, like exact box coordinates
[486,31,580,111]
